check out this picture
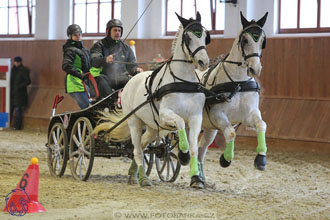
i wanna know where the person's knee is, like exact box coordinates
[95,76,112,98]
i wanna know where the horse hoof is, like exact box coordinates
[128,175,138,185]
[199,174,206,182]
[178,150,190,166]
[254,154,266,171]
[139,178,152,187]
[220,154,231,168]
[190,175,205,189]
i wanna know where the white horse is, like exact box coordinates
[197,12,268,184]
[94,12,210,188]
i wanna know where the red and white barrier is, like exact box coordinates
[0,59,11,128]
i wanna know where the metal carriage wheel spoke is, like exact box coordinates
[83,135,91,147]
[47,123,68,177]
[168,152,177,176]
[143,153,154,176]
[72,134,81,147]
[155,133,181,182]
[69,117,95,181]
[159,156,168,173]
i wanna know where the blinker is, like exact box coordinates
[191,31,202,38]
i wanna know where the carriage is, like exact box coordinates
[45,90,181,182]
[46,11,268,189]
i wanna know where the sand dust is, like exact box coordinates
[0,129,329,220]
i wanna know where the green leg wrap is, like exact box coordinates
[190,156,200,177]
[178,129,189,152]
[128,159,138,176]
[256,132,267,154]
[138,165,148,182]
[224,141,234,161]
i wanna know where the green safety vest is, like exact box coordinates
[66,54,84,93]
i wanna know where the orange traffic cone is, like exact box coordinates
[3,157,46,216]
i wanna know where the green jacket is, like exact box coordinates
[62,40,91,93]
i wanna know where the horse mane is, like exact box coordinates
[171,24,183,55]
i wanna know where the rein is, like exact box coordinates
[111,58,193,66]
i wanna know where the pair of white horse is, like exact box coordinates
[94,11,268,189]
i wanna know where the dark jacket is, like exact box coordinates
[90,37,138,89]
[10,64,31,107]
[62,39,91,93]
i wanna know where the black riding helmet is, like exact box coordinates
[67,24,82,37]
[106,19,123,37]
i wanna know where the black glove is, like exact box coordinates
[82,74,89,81]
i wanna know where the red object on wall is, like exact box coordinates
[1,88,5,112]
[208,141,218,148]
[0,65,8,72]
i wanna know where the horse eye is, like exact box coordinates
[243,38,248,44]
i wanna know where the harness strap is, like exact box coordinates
[223,60,243,66]
[205,80,260,106]
[202,62,219,86]
[104,99,150,134]
[191,46,206,57]
[245,53,261,59]
[152,82,204,101]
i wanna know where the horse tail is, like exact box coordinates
[93,108,131,142]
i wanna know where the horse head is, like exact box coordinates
[238,11,268,77]
[175,11,210,71]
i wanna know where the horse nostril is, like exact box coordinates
[198,60,204,66]
[249,68,255,75]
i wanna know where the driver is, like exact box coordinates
[90,19,143,98]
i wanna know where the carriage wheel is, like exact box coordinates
[143,153,154,176]
[155,133,181,182]
[69,117,95,181]
[47,123,68,177]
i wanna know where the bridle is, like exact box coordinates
[238,23,266,62]
[181,21,210,60]
[222,24,266,67]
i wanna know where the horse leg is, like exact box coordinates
[128,117,152,187]
[127,159,138,185]
[187,115,205,189]
[159,109,190,165]
[249,110,267,171]
[128,126,157,185]
[141,127,158,148]
[198,129,218,181]
[219,124,236,168]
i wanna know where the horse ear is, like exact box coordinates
[240,11,250,29]
[196,11,201,22]
[257,12,268,28]
[176,12,189,28]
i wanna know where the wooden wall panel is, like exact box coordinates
[261,37,330,99]
[237,97,330,143]
[0,37,330,145]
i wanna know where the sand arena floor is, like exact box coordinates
[0,129,329,220]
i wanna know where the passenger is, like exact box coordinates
[62,24,91,109]
[90,19,143,99]
[10,56,31,130]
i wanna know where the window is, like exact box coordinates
[166,0,225,35]
[0,0,35,37]
[279,0,330,33]
[73,0,121,36]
